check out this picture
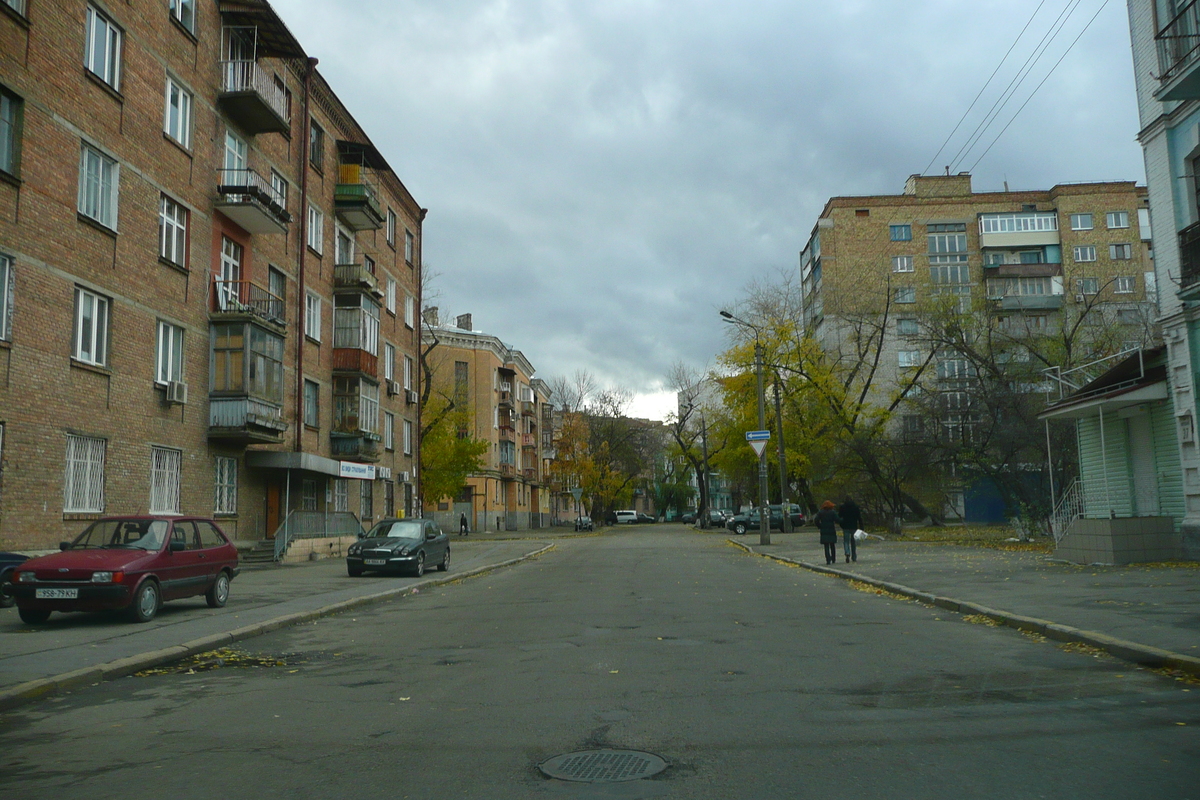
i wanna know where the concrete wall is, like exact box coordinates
[1056,516,1183,564]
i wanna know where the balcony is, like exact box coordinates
[331,433,381,462]
[335,164,384,231]
[333,262,382,297]
[520,401,535,417]
[996,294,1064,311]
[332,348,378,378]
[1156,1,1200,100]
[499,463,516,480]
[498,391,514,409]
[982,261,1063,278]
[211,278,286,326]
[218,60,290,135]
[522,433,537,450]
[978,212,1060,249]
[1181,222,1200,295]
[522,468,538,482]
[208,396,288,444]
[215,168,291,235]
[499,426,516,444]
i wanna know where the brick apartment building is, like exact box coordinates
[421,311,553,532]
[0,0,424,550]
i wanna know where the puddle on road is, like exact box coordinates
[135,647,297,676]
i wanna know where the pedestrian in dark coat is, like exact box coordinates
[838,497,862,563]
[459,512,469,536]
[814,501,841,564]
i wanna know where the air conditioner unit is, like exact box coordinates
[165,381,188,405]
[386,379,401,397]
[398,471,411,483]
[405,389,419,405]
[1075,294,1085,302]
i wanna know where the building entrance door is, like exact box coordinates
[265,483,281,539]
[1128,414,1159,516]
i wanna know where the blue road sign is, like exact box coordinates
[745,430,771,441]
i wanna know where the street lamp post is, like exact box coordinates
[773,376,791,533]
[721,310,771,545]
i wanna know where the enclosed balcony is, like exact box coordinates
[1156,1,1200,100]
[332,297,380,378]
[332,348,378,378]
[219,59,290,135]
[332,377,381,462]
[333,262,382,297]
[1179,221,1200,296]
[520,400,535,417]
[211,277,285,327]
[997,295,1064,311]
[215,168,291,234]
[208,396,288,444]
[977,212,1060,250]
[331,433,381,462]
[334,163,384,231]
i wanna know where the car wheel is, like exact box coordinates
[129,580,160,623]
[206,571,230,608]
[348,565,363,577]
[18,607,51,625]
[438,549,450,572]
[734,523,747,535]
[413,552,425,577]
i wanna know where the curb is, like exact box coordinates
[728,539,1200,678]
[0,544,554,713]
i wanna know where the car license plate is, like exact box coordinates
[364,559,387,566]
[35,588,78,599]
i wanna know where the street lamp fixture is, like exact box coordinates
[720,310,771,546]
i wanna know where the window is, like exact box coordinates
[894,287,916,304]
[928,232,967,255]
[387,208,397,246]
[1076,277,1099,295]
[270,170,288,212]
[85,5,122,90]
[361,480,373,522]
[309,120,324,171]
[214,457,238,515]
[335,224,354,264]
[223,129,246,172]
[454,360,469,403]
[64,434,106,513]
[248,327,284,401]
[334,295,380,354]
[892,255,914,273]
[305,292,322,340]
[937,360,976,380]
[163,77,192,148]
[404,293,415,327]
[210,323,284,402]
[0,86,21,176]
[986,276,1052,298]
[216,236,241,310]
[889,224,912,242]
[405,229,415,263]
[1070,213,1093,230]
[169,0,195,33]
[930,264,969,285]
[363,254,375,276]
[304,379,320,427]
[1114,276,1135,294]
[78,144,119,229]
[404,355,414,390]
[302,479,318,511]
[896,318,918,336]
[1073,245,1096,263]
[383,342,395,381]
[979,213,1057,233]
[333,479,349,513]
[3,0,26,15]
[155,321,184,384]
[148,447,182,514]
[307,204,324,254]
[403,419,413,455]
[268,266,286,321]
[1117,309,1140,325]
[1106,211,1130,229]
[385,412,395,451]
[386,277,397,314]
[73,287,109,366]
[898,350,921,368]
[159,195,188,267]
[1018,250,1044,264]
[1110,243,1132,260]
[0,253,11,342]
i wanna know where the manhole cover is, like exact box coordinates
[539,749,667,783]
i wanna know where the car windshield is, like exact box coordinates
[70,519,170,551]
[367,520,425,541]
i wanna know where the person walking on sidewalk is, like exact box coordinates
[814,501,841,565]
[838,496,862,563]
[459,513,469,537]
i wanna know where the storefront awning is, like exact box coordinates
[246,451,342,477]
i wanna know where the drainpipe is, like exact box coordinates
[295,56,318,453]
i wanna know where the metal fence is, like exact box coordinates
[273,510,364,561]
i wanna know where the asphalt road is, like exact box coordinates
[2,527,1197,799]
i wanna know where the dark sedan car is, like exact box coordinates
[725,504,806,535]
[574,516,594,531]
[5,517,240,624]
[346,518,450,577]
[636,512,656,524]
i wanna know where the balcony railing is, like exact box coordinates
[522,433,537,449]
[335,164,384,231]
[331,433,382,462]
[520,401,535,417]
[215,168,291,234]
[499,463,516,479]
[212,278,285,323]
[522,468,537,482]
[1157,1,1200,85]
[498,391,514,409]
[1180,221,1200,294]
[219,59,290,134]
[332,348,379,377]
[208,396,287,443]
[333,262,382,296]
[499,426,516,443]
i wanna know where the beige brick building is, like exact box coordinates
[421,312,553,532]
[0,0,423,551]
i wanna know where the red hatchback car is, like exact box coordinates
[5,516,240,625]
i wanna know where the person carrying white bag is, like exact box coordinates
[837,497,863,563]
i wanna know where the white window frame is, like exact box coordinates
[1072,245,1096,263]
[149,446,182,514]
[169,0,195,33]
[85,5,122,90]
[214,456,237,515]
[1110,243,1133,261]
[1106,211,1130,229]
[159,195,188,267]
[403,419,413,455]
[1114,276,1135,294]
[404,293,415,328]
[383,342,395,381]
[892,255,914,273]
[305,292,322,341]
[307,204,324,254]
[1076,277,1099,295]
[64,434,106,513]
[894,287,916,304]
[335,223,354,265]
[73,287,110,366]
[404,355,414,390]
[304,378,320,427]
[155,320,184,385]
[78,143,119,229]
[1070,213,1093,231]
[384,412,395,451]
[898,350,921,368]
[360,380,380,435]
[0,253,11,342]
[163,76,192,148]
[387,208,397,246]
[270,170,288,212]
[896,317,918,336]
[386,276,397,314]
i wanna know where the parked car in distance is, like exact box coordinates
[5,517,239,625]
[0,551,29,608]
[680,512,697,524]
[725,504,806,535]
[574,515,594,532]
[614,510,638,525]
[347,518,450,577]
[636,512,656,524]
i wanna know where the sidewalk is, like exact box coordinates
[730,532,1200,675]
[0,537,553,710]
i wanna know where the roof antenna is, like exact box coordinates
[944,165,950,176]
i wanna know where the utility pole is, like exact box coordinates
[773,377,790,533]
[754,340,770,545]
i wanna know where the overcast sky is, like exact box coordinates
[272,0,1144,419]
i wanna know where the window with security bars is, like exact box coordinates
[360,480,373,522]
[64,434,106,513]
[302,479,319,511]
[150,447,182,514]
[214,456,237,514]
[385,480,395,517]
[333,479,349,512]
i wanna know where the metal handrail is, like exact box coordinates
[221,59,290,122]
[273,510,364,561]
[1155,0,1200,83]
[1041,348,1143,403]
[211,277,284,321]
[1048,478,1120,543]
[217,167,288,213]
